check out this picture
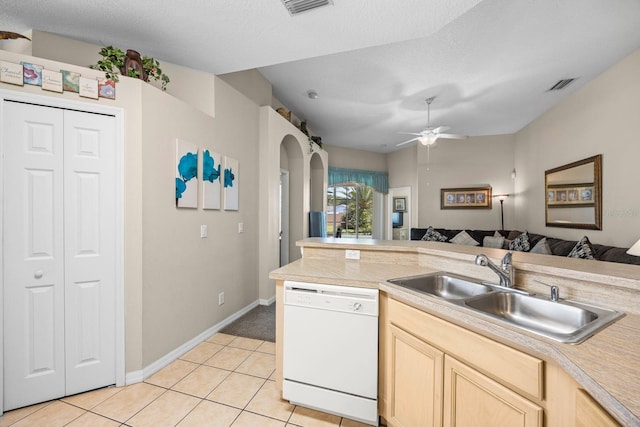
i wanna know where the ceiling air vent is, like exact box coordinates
[281,0,332,15]
[547,78,578,91]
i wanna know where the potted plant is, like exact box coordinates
[90,46,170,91]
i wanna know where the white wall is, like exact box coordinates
[515,48,640,247]
[417,135,516,230]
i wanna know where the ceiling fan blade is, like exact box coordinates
[396,137,419,146]
[397,131,422,136]
[432,125,450,134]
[437,133,468,140]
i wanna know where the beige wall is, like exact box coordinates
[323,144,387,171]
[219,69,272,107]
[31,30,217,117]
[416,135,516,230]
[388,145,419,232]
[138,79,260,366]
[514,48,640,247]
[0,43,263,374]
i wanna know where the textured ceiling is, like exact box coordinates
[2,0,640,153]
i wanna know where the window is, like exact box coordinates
[327,184,374,238]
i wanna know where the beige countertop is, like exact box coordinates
[271,239,640,426]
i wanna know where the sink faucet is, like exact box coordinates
[475,252,515,288]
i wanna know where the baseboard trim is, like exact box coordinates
[259,295,276,305]
[125,299,260,385]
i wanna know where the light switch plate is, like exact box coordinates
[238,222,244,233]
[200,225,208,238]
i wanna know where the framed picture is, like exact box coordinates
[547,183,594,208]
[176,139,198,208]
[223,156,239,211]
[441,186,492,209]
[393,197,406,212]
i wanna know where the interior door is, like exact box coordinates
[63,110,116,396]
[3,102,66,410]
[3,101,116,410]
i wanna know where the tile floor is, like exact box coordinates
[0,333,371,427]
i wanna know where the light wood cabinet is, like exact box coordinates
[381,294,624,427]
[387,324,443,427]
[443,355,542,427]
[575,389,620,427]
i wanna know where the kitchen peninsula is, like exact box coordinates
[271,238,640,426]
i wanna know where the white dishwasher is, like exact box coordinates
[283,281,379,426]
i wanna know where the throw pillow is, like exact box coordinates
[508,231,531,252]
[420,226,448,242]
[450,230,479,246]
[530,237,552,255]
[567,236,596,260]
[483,236,505,248]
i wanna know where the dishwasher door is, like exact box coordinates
[283,281,379,425]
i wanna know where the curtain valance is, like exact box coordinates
[328,167,389,194]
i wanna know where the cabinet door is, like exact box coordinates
[575,389,620,427]
[443,355,542,427]
[387,325,443,427]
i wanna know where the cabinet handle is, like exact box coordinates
[34,270,43,279]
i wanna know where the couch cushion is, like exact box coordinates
[508,231,531,252]
[483,235,505,248]
[420,226,448,242]
[450,230,480,246]
[568,236,596,260]
[530,237,552,255]
[595,245,640,265]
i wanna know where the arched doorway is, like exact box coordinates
[280,135,304,265]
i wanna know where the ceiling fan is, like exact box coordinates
[397,97,467,146]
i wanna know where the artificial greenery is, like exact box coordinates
[90,45,170,91]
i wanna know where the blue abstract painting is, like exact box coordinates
[176,139,198,208]
[202,149,221,209]
[223,156,239,211]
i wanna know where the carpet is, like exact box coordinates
[220,303,276,342]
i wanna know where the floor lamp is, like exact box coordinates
[493,194,510,230]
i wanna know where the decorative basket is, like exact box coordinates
[276,107,291,121]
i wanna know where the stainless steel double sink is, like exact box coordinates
[387,272,623,344]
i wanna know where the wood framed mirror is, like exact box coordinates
[545,154,602,230]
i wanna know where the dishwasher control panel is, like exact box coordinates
[284,281,378,316]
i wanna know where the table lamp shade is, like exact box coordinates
[627,238,640,256]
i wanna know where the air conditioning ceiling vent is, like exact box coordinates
[282,0,332,15]
[548,78,578,91]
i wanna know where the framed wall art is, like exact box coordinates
[547,183,594,208]
[202,149,221,210]
[223,156,239,211]
[393,197,406,212]
[175,139,198,208]
[441,186,492,209]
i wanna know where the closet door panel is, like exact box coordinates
[63,110,116,395]
[3,102,65,410]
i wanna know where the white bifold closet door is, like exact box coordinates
[3,101,116,411]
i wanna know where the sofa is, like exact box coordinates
[410,227,640,266]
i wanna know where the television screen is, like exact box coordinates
[392,212,403,228]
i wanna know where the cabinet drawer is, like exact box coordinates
[389,298,544,400]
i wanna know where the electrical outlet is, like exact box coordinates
[345,249,361,260]
[200,225,208,238]
[238,222,244,233]
[218,292,225,306]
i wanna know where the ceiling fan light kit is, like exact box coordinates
[397,96,468,147]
